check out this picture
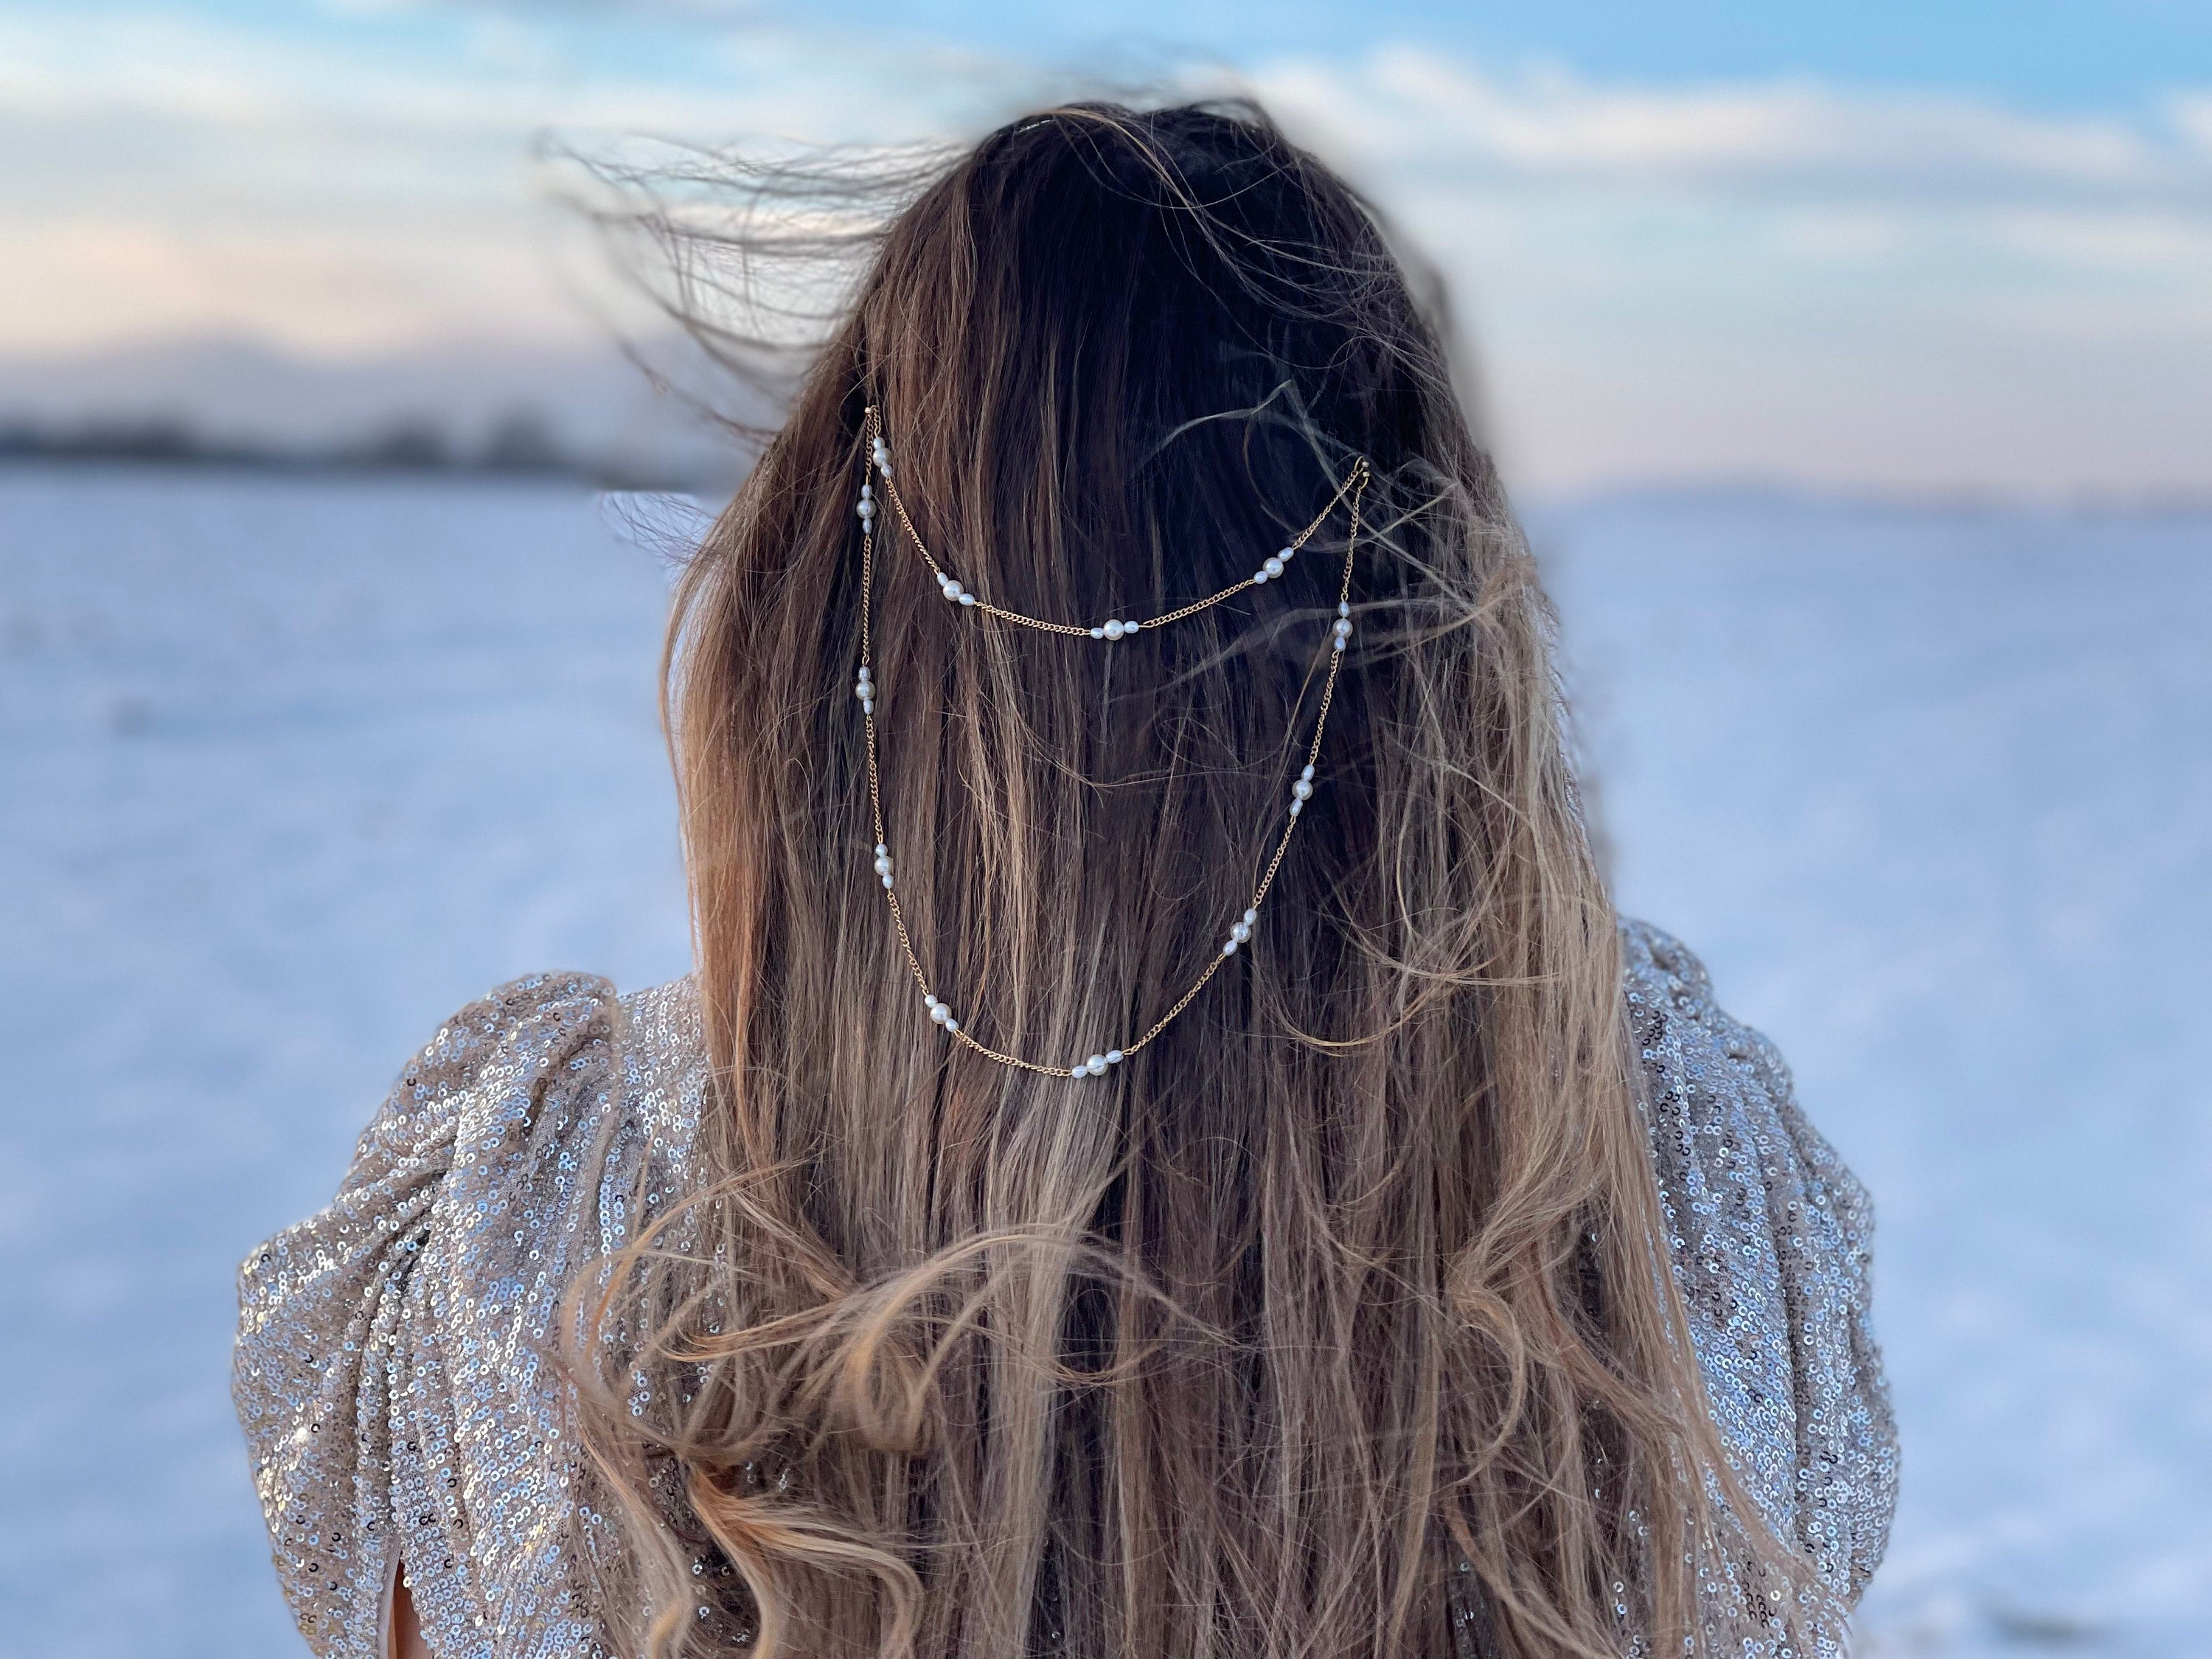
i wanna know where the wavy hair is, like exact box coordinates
[568,100,1823,1659]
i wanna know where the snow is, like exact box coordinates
[2,467,2206,1655]
[1537,494,2212,1657]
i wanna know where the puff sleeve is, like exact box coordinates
[1621,921,1900,1610]
[232,973,632,1659]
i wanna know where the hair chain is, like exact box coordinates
[852,405,1368,1079]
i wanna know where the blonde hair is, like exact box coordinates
[570,100,1823,1659]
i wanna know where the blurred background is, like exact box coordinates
[3,3,2208,1655]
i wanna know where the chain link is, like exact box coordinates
[857,404,1370,1077]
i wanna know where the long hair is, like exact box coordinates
[569,100,1823,1659]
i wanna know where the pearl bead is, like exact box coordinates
[1279,546,1295,562]
[881,872,894,888]
[1087,1054,1107,1075]
[1331,637,1346,653]
[943,1018,958,1033]
[1262,557,1284,579]
[1071,1065,1086,1078]
[1242,909,1257,925]
[1251,568,1269,584]
[1299,765,1314,781]
[924,993,939,1010]
[959,593,978,607]
[1230,922,1251,944]
[1333,619,1352,639]
[931,1004,950,1023]
[1104,620,1124,640]
[1289,798,1303,817]
[1222,937,1239,955]
[1088,627,1105,639]
[1105,1049,1123,1065]
[875,843,887,856]
[942,581,963,601]
[1338,601,1350,618]
[1293,779,1314,801]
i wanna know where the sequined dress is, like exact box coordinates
[232,921,1896,1658]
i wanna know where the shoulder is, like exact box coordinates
[1617,919,1874,1276]
[1617,919,1898,1607]
[234,969,711,1658]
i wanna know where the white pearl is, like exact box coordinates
[1289,798,1303,817]
[860,482,872,500]
[924,993,939,1010]
[959,593,978,607]
[856,501,874,519]
[1334,619,1352,638]
[1222,937,1239,955]
[931,1004,950,1023]
[874,855,891,875]
[1105,1049,1123,1065]
[1279,546,1295,562]
[943,1018,958,1033]
[1300,765,1314,781]
[875,843,888,856]
[1071,1065,1086,1078]
[1293,779,1314,801]
[1332,637,1347,653]
[1251,568,1269,584]
[942,581,963,601]
[1242,909,1257,925]
[1088,627,1105,639]
[1087,1054,1107,1075]
[1262,557,1284,579]
[1230,922,1251,944]
[1338,601,1351,618]
[881,872,894,888]
[1104,619,1124,639]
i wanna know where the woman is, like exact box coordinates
[234,102,1895,1659]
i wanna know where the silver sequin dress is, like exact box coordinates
[233,922,1897,1658]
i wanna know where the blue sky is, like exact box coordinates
[3,0,2209,491]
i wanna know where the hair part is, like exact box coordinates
[567,98,1826,1659]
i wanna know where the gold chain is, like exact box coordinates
[853,406,1369,1079]
[869,408,1368,639]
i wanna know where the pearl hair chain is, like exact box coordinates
[853,405,1369,1079]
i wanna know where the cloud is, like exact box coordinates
[4,12,2210,491]
[1252,49,2202,203]
[1223,48,2212,490]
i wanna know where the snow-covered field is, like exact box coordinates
[2,467,2205,1657]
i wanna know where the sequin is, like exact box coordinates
[234,925,1895,1656]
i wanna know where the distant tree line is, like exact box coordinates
[0,408,692,488]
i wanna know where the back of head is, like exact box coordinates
[575,100,1818,1659]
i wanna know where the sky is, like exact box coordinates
[2,0,2210,493]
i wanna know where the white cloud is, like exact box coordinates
[2168,91,2212,151]
[2,13,2208,493]
[1253,49,2185,198]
